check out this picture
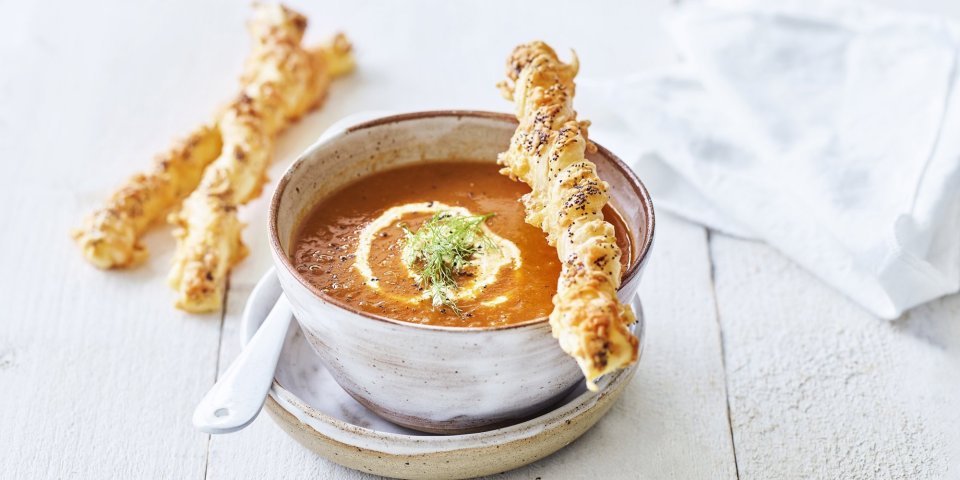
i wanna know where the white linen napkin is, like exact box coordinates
[580,0,960,319]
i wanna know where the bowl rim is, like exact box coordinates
[268,110,656,332]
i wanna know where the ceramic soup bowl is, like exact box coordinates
[269,111,655,434]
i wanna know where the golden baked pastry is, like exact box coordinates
[72,125,223,269]
[72,4,352,276]
[497,41,639,389]
[168,5,354,312]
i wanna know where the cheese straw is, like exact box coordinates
[167,4,354,312]
[497,42,639,389]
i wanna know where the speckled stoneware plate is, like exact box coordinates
[243,268,643,480]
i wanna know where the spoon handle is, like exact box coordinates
[193,294,293,434]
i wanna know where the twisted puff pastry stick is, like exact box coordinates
[497,42,638,389]
[167,5,353,312]
[72,4,351,273]
[72,122,223,269]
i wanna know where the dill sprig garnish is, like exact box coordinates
[399,211,496,316]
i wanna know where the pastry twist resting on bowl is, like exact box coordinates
[497,41,639,389]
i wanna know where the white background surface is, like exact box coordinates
[1,0,958,478]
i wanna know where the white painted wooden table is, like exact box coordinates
[2,1,958,478]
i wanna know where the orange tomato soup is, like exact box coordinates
[291,161,631,327]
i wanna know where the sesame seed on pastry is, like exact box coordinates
[497,41,639,389]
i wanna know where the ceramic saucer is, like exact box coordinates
[243,268,643,480]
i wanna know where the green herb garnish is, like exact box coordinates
[399,211,496,316]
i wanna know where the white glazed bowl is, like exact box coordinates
[245,268,643,479]
[269,111,655,433]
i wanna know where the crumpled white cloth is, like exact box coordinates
[579,0,960,319]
